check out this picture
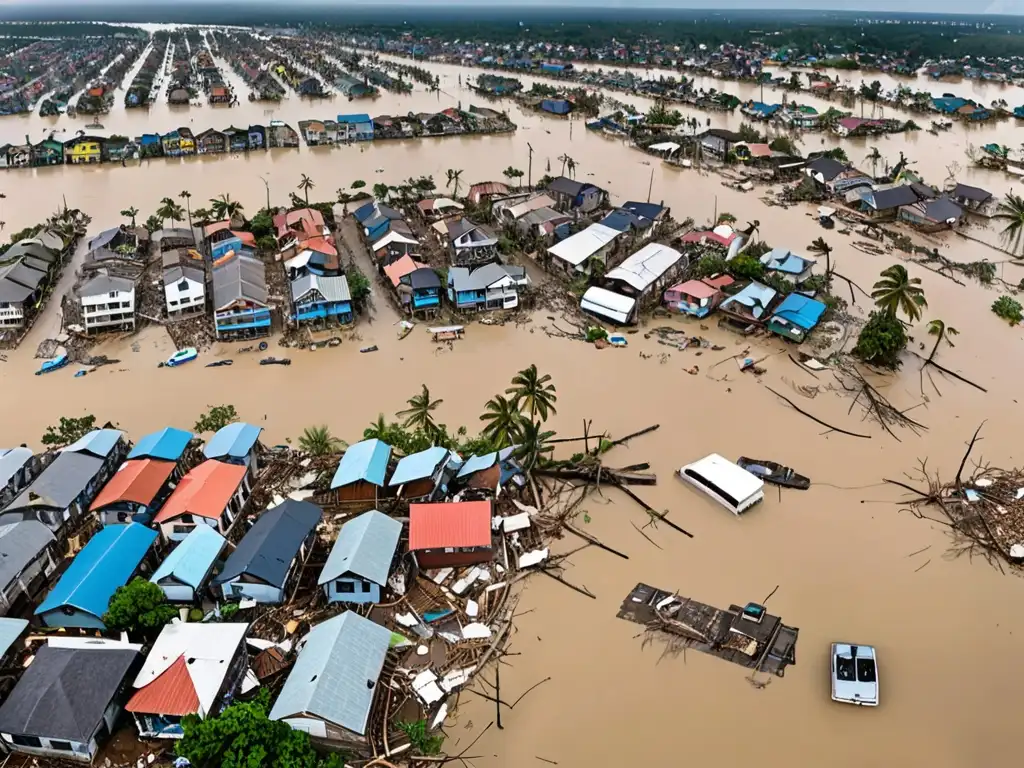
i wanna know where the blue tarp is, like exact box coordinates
[771,294,827,331]
[151,525,226,590]
[336,114,371,124]
[128,427,193,462]
[331,439,393,489]
[36,524,157,622]
[203,422,263,460]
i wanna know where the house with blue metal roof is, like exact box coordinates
[151,524,227,603]
[269,611,392,744]
[456,446,523,492]
[330,439,393,509]
[336,113,374,142]
[759,247,815,284]
[0,617,27,662]
[718,281,780,328]
[388,446,461,501]
[318,510,401,605]
[36,523,158,629]
[60,429,127,460]
[128,427,194,464]
[203,422,263,472]
[766,294,827,343]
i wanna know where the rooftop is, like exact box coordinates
[319,510,402,586]
[89,459,176,511]
[409,500,492,551]
[151,524,227,591]
[128,426,193,462]
[331,439,392,489]
[203,422,263,460]
[153,460,248,524]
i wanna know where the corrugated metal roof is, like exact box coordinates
[319,510,402,586]
[449,263,513,293]
[77,274,134,299]
[331,439,392,489]
[771,294,826,331]
[211,253,268,311]
[506,194,556,219]
[127,623,248,718]
[213,500,322,588]
[128,427,194,462]
[36,523,158,622]
[89,459,175,511]
[60,428,124,459]
[408,500,492,551]
[760,248,813,275]
[7,451,105,511]
[0,617,28,659]
[580,286,636,324]
[291,273,351,303]
[0,521,54,592]
[153,460,247,523]
[457,447,515,479]
[151,524,227,590]
[0,447,33,489]
[384,255,428,287]
[720,281,778,320]
[388,447,455,487]
[203,422,263,460]
[547,223,620,267]
[605,242,685,292]
[268,611,391,736]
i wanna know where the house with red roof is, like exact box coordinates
[89,458,177,526]
[126,623,249,739]
[408,500,493,569]
[152,460,249,542]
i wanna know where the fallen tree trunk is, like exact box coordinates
[537,466,657,485]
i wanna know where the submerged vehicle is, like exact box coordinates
[831,643,879,706]
[36,353,69,375]
[259,357,291,366]
[164,347,198,367]
[736,458,811,490]
[679,453,765,515]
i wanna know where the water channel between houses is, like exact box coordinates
[0,51,1022,768]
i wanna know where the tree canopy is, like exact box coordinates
[103,578,178,634]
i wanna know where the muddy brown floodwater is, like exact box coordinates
[1,45,1023,768]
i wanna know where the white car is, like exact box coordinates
[831,643,878,706]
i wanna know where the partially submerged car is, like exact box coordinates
[831,643,879,706]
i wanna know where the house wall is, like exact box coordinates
[0,733,95,763]
[99,501,149,526]
[165,277,205,317]
[337,480,378,503]
[156,580,196,603]
[283,717,328,739]
[219,578,284,604]
[415,545,494,569]
[0,299,25,328]
[160,512,225,543]
[81,288,135,333]
[325,575,382,605]
[0,541,57,614]
[133,713,184,739]
[214,305,272,339]
[38,605,105,630]
[399,477,437,500]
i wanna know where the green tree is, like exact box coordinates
[157,197,185,227]
[396,720,444,756]
[726,254,765,281]
[445,168,464,197]
[925,319,959,364]
[768,136,796,155]
[298,174,315,205]
[351,179,366,189]
[502,166,525,189]
[120,206,139,227]
[506,364,558,421]
[177,688,343,768]
[479,394,522,448]
[194,404,239,434]
[993,193,1024,255]
[210,193,244,221]
[298,425,344,456]
[372,182,390,201]
[853,311,908,369]
[191,206,213,225]
[102,578,178,633]
[144,214,163,234]
[992,295,1023,325]
[514,419,556,471]
[865,146,884,177]
[822,147,849,163]
[40,414,97,448]
[397,385,443,436]
[248,211,275,239]
[871,264,927,323]
[807,237,833,287]
[363,413,390,442]
[346,265,371,305]
[180,190,194,231]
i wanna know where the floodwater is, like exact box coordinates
[1,50,1024,768]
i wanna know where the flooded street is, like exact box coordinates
[1,51,1023,768]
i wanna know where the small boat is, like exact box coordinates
[736,457,810,490]
[360,345,378,353]
[398,321,415,340]
[165,347,198,367]
[831,643,878,706]
[206,359,234,368]
[260,357,291,366]
[36,354,69,375]
[608,334,628,347]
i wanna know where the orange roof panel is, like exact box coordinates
[153,460,247,524]
[384,255,428,287]
[90,459,176,511]
[409,501,492,551]
[125,656,200,716]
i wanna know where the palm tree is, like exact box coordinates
[445,168,463,198]
[298,174,315,205]
[506,364,558,421]
[865,147,884,178]
[871,264,927,323]
[925,319,959,365]
[210,194,244,222]
[298,425,344,456]
[191,206,213,225]
[397,384,443,436]
[479,394,522,448]
[372,183,390,201]
[993,193,1024,255]
[156,197,185,228]
[363,413,390,441]
[179,190,193,231]
[514,419,555,472]
[807,237,833,285]
[120,206,139,227]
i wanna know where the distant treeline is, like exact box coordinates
[0,21,146,38]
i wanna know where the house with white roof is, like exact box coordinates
[604,242,688,302]
[125,622,249,739]
[546,223,620,276]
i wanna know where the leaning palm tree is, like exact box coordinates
[298,174,315,205]
[156,198,185,228]
[506,364,558,421]
[513,419,555,473]
[479,394,522,449]
[397,384,443,436]
[924,319,959,366]
[298,425,344,456]
[993,193,1024,256]
[210,193,244,222]
[445,168,463,198]
[807,237,833,285]
[120,206,139,227]
[871,264,927,323]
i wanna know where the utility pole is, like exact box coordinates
[259,175,271,212]
[647,166,654,204]
[526,143,534,189]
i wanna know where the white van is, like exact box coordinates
[679,453,764,515]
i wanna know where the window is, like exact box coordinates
[360,581,373,593]
[443,547,456,553]
[10,734,41,748]
[180,514,193,524]
[48,740,73,752]
[108,291,117,298]
[683,469,741,510]
[169,300,178,306]
[336,581,355,593]
[172,524,192,534]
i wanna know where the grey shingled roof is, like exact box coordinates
[546,176,585,197]
[212,253,267,311]
[318,510,402,586]
[0,645,138,743]
[213,500,322,589]
[77,274,135,298]
[0,521,54,591]
[6,451,105,511]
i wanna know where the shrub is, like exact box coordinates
[726,254,766,281]
[103,578,178,633]
[992,295,1023,325]
[194,404,238,434]
[188,608,204,622]
[853,311,908,369]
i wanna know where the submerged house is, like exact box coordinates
[89,458,177,525]
[203,422,263,473]
[663,276,734,317]
[213,500,322,604]
[211,253,271,340]
[268,611,392,747]
[455,447,523,494]
[329,439,393,509]
[78,274,136,334]
[605,242,688,304]
[196,128,228,155]
[766,294,827,342]
[546,222,620,276]
[125,622,248,740]
[718,281,780,327]
[35,523,158,629]
[448,263,523,312]
[898,197,964,232]
[319,510,402,604]
[291,273,353,326]
[150,524,227,603]
[336,113,374,141]
[152,460,249,542]
[861,185,920,221]
[0,644,140,763]
[409,500,494,569]
[388,446,461,501]
[950,183,992,210]
[0,520,58,616]
[580,286,637,325]
[758,247,816,284]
